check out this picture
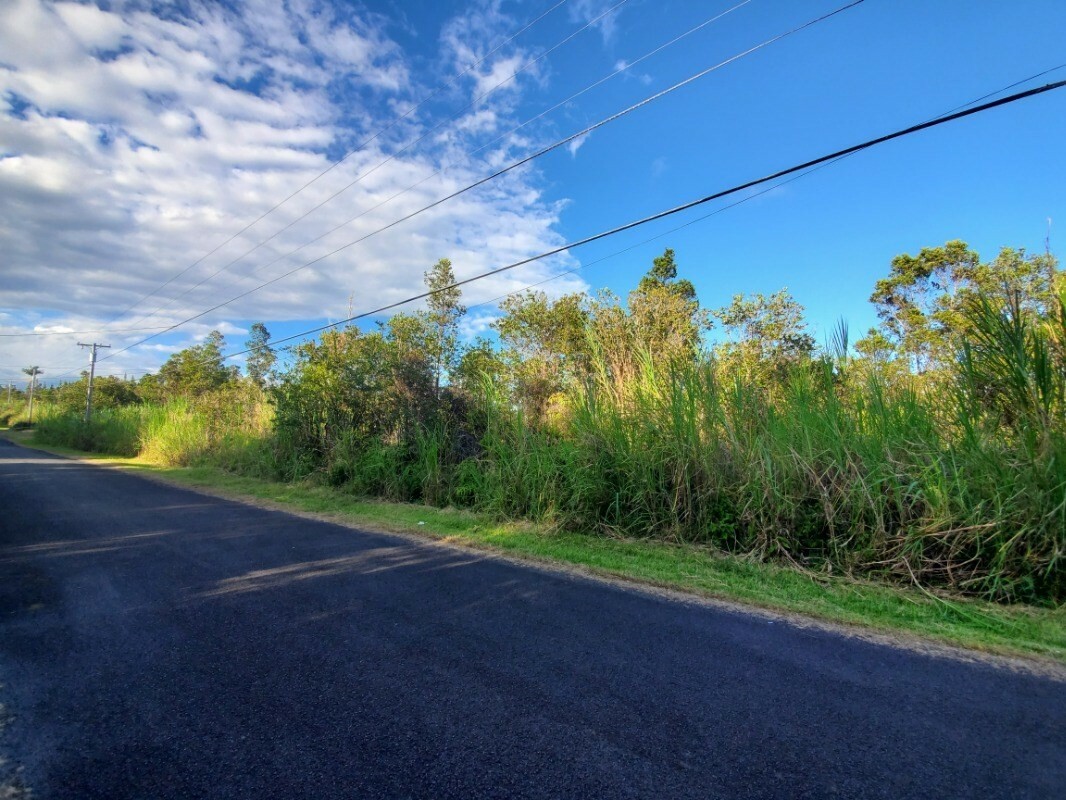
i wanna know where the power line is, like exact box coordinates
[104,0,865,362]
[214,79,1066,362]
[268,67,1066,351]
[16,49,1057,347]
[6,54,1061,345]
[8,71,1030,388]
[127,0,754,333]
[260,163,814,359]
[941,61,1066,116]
[23,74,1058,380]
[0,326,168,338]
[464,63,1066,313]
[113,0,621,332]
[465,163,849,316]
[0,368,152,383]
[18,74,1066,385]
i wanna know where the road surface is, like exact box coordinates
[0,439,1063,798]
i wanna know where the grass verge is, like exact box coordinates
[4,428,1064,666]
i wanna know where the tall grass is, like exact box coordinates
[34,389,276,476]
[473,360,1050,601]
[35,404,146,456]
[0,397,33,428]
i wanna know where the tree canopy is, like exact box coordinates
[865,240,1058,372]
[145,330,239,401]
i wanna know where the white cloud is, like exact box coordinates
[437,0,544,112]
[570,0,626,45]
[0,0,588,382]
[52,2,127,50]
[472,53,526,99]
[459,312,500,339]
[614,58,651,85]
[567,133,590,158]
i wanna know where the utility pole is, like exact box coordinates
[23,366,42,424]
[77,342,111,423]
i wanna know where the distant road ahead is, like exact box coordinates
[0,439,1062,798]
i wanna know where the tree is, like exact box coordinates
[870,240,980,373]
[153,330,238,399]
[245,322,276,388]
[712,289,814,378]
[578,289,640,391]
[854,327,896,363]
[494,290,589,423]
[966,246,1058,315]
[51,374,139,414]
[453,338,507,397]
[272,325,436,475]
[422,258,466,397]
[383,313,438,436]
[628,248,708,364]
[868,240,1059,373]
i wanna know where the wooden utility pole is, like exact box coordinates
[77,342,111,423]
[23,366,42,424]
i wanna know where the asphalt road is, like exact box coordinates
[0,439,1063,799]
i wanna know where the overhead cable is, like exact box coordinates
[129,0,754,330]
[105,0,865,360]
[216,79,1066,360]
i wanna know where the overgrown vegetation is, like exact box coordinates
[23,242,1066,607]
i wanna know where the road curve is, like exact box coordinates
[0,439,1063,799]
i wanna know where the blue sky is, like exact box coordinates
[1,0,1064,383]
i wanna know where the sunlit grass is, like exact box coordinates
[453,354,1065,605]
